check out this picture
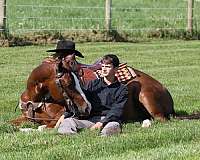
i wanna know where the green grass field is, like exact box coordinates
[0,40,200,160]
[7,0,200,34]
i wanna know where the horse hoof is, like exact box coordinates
[142,119,151,128]
[38,125,47,132]
[19,128,36,132]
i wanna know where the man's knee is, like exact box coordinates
[100,122,122,136]
[57,117,77,135]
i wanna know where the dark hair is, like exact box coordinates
[102,54,120,68]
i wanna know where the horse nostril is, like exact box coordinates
[25,102,33,110]
[85,107,90,115]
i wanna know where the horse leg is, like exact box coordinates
[45,107,65,128]
[46,121,58,128]
[139,92,167,122]
[10,115,28,126]
[33,103,65,128]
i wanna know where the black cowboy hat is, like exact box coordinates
[46,40,84,58]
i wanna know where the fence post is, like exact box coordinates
[187,0,194,33]
[105,0,112,31]
[0,0,6,33]
[0,0,4,30]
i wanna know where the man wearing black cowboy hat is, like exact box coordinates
[47,40,84,58]
[46,40,84,72]
[46,40,85,119]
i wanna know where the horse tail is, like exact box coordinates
[173,111,200,120]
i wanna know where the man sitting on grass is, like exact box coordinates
[55,54,128,136]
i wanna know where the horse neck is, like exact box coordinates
[24,60,59,101]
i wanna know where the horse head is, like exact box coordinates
[57,70,91,115]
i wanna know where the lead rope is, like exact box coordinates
[14,101,20,112]
[55,77,77,118]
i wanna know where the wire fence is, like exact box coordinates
[2,0,200,36]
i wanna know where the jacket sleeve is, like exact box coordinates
[100,86,128,125]
[82,80,93,96]
[82,80,97,106]
[83,79,95,92]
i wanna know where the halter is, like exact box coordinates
[18,100,54,123]
[55,68,79,118]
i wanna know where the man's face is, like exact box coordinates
[101,63,116,77]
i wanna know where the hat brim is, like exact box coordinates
[46,49,84,58]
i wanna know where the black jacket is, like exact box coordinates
[84,78,128,125]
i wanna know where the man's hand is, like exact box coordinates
[90,122,103,130]
[54,115,64,128]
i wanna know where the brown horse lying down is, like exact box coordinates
[11,58,92,128]
[11,58,175,128]
[80,63,175,122]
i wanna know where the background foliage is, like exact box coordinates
[3,0,200,44]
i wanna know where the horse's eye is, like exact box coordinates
[70,61,74,66]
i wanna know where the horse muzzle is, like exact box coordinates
[78,103,91,116]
